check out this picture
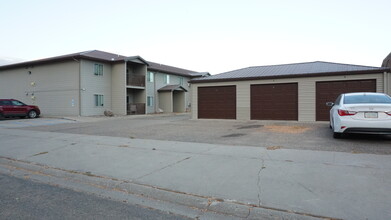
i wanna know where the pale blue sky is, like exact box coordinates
[1,0,390,74]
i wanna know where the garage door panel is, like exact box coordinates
[316,79,376,121]
[251,83,298,120]
[198,86,236,119]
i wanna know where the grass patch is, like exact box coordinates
[264,125,311,134]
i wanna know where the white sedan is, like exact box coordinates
[328,92,391,138]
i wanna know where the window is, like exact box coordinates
[147,96,154,107]
[334,95,342,106]
[164,74,170,84]
[11,100,25,106]
[94,94,104,107]
[147,72,154,82]
[344,94,391,104]
[94,64,103,76]
[179,77,184,86]
[0,100,11,106]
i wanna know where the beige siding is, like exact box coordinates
[159,92,172,112]
[173,91,185,112]
[0,61,80,116]
[298,80,316,121]
[111,62,126,115]
[191,85,198,119]
[150,72,191,113]
[236,83,250,120]
[80,60,112,116]
[192,73,385,122]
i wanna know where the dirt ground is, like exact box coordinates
[18,113,391,155]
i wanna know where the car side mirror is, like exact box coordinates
[326,102,334,107]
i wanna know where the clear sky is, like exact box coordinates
[0,0,390,74]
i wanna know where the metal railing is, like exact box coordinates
[127,103,145,115]
[127,75,145,87]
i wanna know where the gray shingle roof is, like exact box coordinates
[0,50,197,77]
[157,85,188,92]
[191,61,390,83]
[147,61,197,77]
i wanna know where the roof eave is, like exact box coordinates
[189,68,391,84]
[147,67,193,77]
[0,56,81,70]
[124,56,149,66]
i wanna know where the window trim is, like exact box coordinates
[94,63,104,76]
[165,74,170,84]
[94,94,104,107]
[147,96,154,107]
[147,71,154,82]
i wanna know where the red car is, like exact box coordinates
[0,99,40,119]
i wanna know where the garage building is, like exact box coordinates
[191,61,391,122]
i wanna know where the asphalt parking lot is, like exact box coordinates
[0,117,75,128]
[10,113,391,155]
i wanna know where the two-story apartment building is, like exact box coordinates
[0,50,207,116]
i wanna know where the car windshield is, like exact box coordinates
[344,94,391,104]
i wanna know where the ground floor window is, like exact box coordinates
[147,96,154,107]
[94,94,104,107]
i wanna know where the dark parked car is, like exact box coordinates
[0,99,40,119]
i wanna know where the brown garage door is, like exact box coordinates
[251,83,298,120]
[316,79,376,121]
[198,86,236,119]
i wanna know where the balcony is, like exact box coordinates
[127,75,145,87]
[127,103,145,115]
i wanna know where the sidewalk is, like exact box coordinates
[1,127,390,219]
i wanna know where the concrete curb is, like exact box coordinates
[0,157,338,220]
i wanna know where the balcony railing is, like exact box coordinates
[127,75,145,87]
[127,103,145,115]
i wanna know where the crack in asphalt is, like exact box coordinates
[135,156,191,180]
[0,156,343,220]
[257,158,266,207]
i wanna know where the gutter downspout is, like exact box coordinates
[154,71,157,113]
[74,57,81,116]
[384,72,388,94]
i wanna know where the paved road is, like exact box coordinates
[1,126,391,220]
[18,114,391,155]
[0,117,75,128]
[0,173,189,220]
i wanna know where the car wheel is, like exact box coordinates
[28,110,37,119]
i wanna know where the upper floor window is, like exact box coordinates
[94,64,103,76]
[147,72,154,82]
[179,77,184,86]
[164,74,170,84]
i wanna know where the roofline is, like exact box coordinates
[124,56,149,66]
[189,68,391,84]
[0,52,149,70]
[147,67,195,77]
[0,56,80,70]
[158,85,188,92]
[247,60,383,69]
